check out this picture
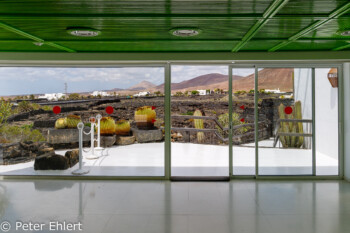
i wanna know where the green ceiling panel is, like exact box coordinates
[0,0,273,15]
[281,40,350,51]
[2,18,258,40]
[240,40,283,51]
[253,18,316,39]
[301,18,350,39]
[57,41,237,52]
[277,0,349,15]
[0,41,61,51]
[0,28,32,39]
[0,0,349,53]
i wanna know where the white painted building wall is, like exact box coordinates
[294,68,339,162]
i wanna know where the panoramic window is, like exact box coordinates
[170,65,229,177]
[0,67,165,176]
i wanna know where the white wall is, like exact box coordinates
[344,63,350,180]
[294,68,312,148]
[294,68,339,161]
[315,69,338,160]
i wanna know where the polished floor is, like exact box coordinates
[0,180,349,233]
[0,142,338,176]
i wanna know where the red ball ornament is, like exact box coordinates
[284,106,293,115]
[53,106,61,114]
[105,106,114,115]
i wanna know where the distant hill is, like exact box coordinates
[107,69,293,94]
[128,80,157,91]
[156,73,243,91]
[233,68,293,92]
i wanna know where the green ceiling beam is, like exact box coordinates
[0,21,76,53]
[0,38,349,43]
[333,43,350,51]
[0,13,330,20]
[0,51,349,62]
[231,0,289,52]
[268,2,350,52]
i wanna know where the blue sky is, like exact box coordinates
[0,66,252,96]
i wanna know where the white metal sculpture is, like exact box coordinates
[72,122,89,175]
[94,114,104,153]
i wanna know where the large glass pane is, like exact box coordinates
[0,67,165,176]
[170,65,229,177]
[315,68,339,175]
[232,68,256,175]
[258,68,313,175]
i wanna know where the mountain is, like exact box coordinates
[233,68,293,92]
[106,69,293,94]
[128,80,157,91]
[157,73,243,91]
[109,87,124,91]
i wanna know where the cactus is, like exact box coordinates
[295,101,304,148]
[100,117,116,135]
[55,118,67,129]
[134,106,156,129]
[66,115,81,128]
[193,109,205,143]
[115,119,131,136]
[278,101,304,148]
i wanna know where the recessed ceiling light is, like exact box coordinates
[33,42,44,46]
[169,28,201,37]
[338,30,350,36]
[67,27,100,37]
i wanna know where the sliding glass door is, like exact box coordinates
[231,67,256,175]
[230,65,341,177]
[170,65,229,178]
[257,68,313,175]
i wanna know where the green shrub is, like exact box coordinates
[249,89,255,94]
[0,124,45,143]
[259,89,266,94]
[68,93,81,100]
[16,101,40,113]
[41,105,53,111]
[181,111,194,116]
[191,90,199,95]
[0,100,13,126]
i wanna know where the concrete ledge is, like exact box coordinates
[47,128,90,144]
[131,128,163,143]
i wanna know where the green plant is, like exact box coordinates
[181,111,193,116]
[16,101,40,113]
[278,101,304,148]
[66,115,81,128]
[193,109,204,143]
[41,105,53,111]
[216,113,249,137]
[55,118,67,129]
[135,106,156,129]
[0,100,13,126]
[249,89,255,94]
[100,117,116,135]
[191,90,199,95]
[68,93,80,100]
[175,91,183,96]
[115,119,130,136]
[0,124,45,143]
[259,89,266,94]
